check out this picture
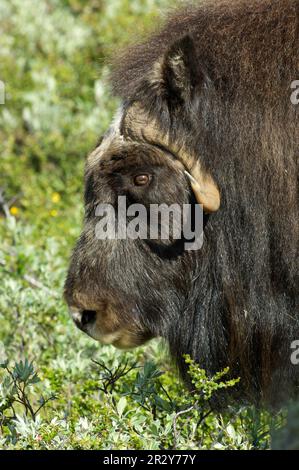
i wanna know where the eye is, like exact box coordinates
[133,174,151,186]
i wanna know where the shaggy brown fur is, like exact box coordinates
[65,0,299,405]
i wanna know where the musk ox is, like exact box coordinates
[64,0,299,404]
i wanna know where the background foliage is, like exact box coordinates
[0,0,290,449]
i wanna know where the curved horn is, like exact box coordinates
[184,171,220,213]
[123,103,221,213]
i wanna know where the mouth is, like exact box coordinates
[68,305,152,349]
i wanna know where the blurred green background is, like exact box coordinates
[0,0,292,450]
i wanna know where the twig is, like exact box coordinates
[34,396,56,416]
[173,403,197,448]
[0,187,22,218]
[158,381,174,407]
[197,408,213,427]
[23,274,59,299]
[92,359,139,394]
[0,258,59,299]
[0,187,10,219]
[0,258,59,298]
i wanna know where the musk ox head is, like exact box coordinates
[65,0,299,403]
[64,36,221,349]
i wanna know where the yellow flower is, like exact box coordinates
[51,192,61,204]
[50,209,58,217]
[10,206,19,216]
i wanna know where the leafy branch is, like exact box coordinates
[0,359,55,439]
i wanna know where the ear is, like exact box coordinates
[151,35,202,103]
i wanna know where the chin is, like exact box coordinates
[84,325,153,350]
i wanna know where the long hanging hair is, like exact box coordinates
[108,0,299,404]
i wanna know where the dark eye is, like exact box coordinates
[133,174,151,186]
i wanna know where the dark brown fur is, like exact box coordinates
[65,0,299,405]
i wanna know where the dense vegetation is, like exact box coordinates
[0,0,293,449]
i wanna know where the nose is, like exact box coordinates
[69,306,96,330]
[81,309,96,326]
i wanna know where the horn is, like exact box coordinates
[123,103,221,213]
[184,171,220,213]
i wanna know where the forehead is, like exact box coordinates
[85,101,209,196]
[86,105,183,174]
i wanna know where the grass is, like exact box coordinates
[0,0,289,449]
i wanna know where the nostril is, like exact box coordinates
[81,310,96,326]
